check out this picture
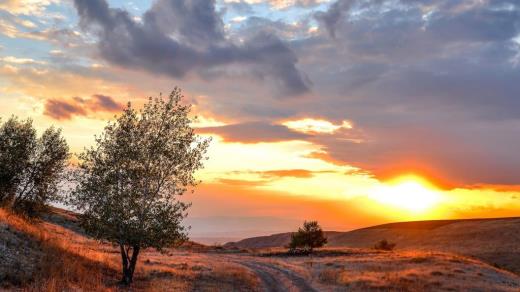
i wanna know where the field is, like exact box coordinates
[227,217,520,274]
[1,208,519,291]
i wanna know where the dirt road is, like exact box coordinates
[225,255,318,292]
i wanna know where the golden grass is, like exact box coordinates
[0,208,119,291]
[310,249,520,291]
[3,208,518,291]
[0,208,260,291]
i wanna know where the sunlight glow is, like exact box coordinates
[283,118,352,134]
[369,175,441,213]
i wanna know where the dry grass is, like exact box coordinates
[131,250,260,291]
[307,249,520,291]
[0,208,118,291]
[2,208,519,291]
[0,208,260,291]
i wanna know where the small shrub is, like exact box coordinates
[289,221,327,254]
[374,239,396,251]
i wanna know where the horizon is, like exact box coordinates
[2,0,520,240]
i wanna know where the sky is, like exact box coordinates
[1,0,520,240]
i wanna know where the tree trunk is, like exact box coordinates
[119,244,141,285]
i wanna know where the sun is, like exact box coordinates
[369,175,441,213]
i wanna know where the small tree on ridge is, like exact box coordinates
[289,220,327,253]
[69,88,210,285]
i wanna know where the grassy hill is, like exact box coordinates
[225,217,520,274]
[2,207,519,291]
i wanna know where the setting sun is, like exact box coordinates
[370,175,441,213]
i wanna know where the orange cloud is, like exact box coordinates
[44,94,124,120]
[217,178,268,187]
[258,169,315,178]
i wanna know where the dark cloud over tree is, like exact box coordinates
[73,0,310,96]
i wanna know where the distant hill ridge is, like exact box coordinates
[225,217,520,274]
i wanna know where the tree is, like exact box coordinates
[289,221,328,253]
[69,88,210,285]
[0,117,69,216]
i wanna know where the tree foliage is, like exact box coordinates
[289,220,328,253]
[69,88,210,284]
[0,117,69,216]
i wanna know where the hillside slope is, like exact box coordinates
[2,208,520,291]
[226,217,520,273]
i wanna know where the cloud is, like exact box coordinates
[316,0,520,43]
[258,169,315,178]
[283,118,352,134]
[89,94,122,112]
[44,94,124,120]
[314,0,358,38]
[308,121,520,187]
[198,121,310,143]
[225,169,321,180]
[224,0,329,10]
[72,0,310,96]
[284,0,520,186]
[217,178,268,187]
[2,0,520,188]
[225,0,254,14]
[0,56,46,65]
[44,97,86,120]
[0,0,59,16]
[233,16,315,40]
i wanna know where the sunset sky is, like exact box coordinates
[1,0,520,239]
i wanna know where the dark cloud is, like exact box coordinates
[73,0,310,96]
[314,0,357,38]
[198,122,310,143]
[316,0,520,41]
[234,16,313,40]
[90,94,122,111]
[44,97,87,120]
[62,0,520,186]
[44,95,123,120]
[274,0,520,186]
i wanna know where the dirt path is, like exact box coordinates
[229,256,317,292]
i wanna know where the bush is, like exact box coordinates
[289,221,327,254]
[374,239,396,251]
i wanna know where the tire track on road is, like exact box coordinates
[233,258,317,292]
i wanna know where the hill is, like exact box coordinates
[225,217,520,274]
[2,208,519,291]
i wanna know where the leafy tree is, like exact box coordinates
[0,117,36,203]
[289,221,328,253]
[0,117,69,216]
[69,88,210,285]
